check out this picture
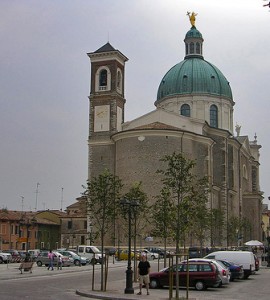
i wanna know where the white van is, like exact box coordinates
[205,251,255,279]
[77,245,103,264]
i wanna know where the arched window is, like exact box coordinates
[210,104,218,127]
[116,69,122,94]
[196,42,200,54]
[182,75,188,92]
[243,165,248,179]
[190,42,194,54]
[95,66,111,92]
[180,104,190,117]
[99,69,107,88]
[117,71,121,88]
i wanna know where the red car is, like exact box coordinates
[254,255,260,271]
[149,261,221,291]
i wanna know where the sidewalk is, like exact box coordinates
[76,280,190,300]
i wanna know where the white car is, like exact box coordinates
[0,251,12,264]
[142,249,159,260]
[187,258,230,287]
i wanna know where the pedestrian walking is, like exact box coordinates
[57,255,63,270]
[47,250,54,270]
[137,252,151,295]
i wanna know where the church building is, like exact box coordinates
[86,15,263,247]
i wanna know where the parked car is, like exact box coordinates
[218,260,244,281]
[144,247,166,258]
[18,251,27,260]
[105,247,117,256]
[140,249,159,260]
[204,250,256,279]
[77,245,104,264]
[254,254,260,271]
[28,249,40,260]
[36,251,73,267]
[187,258,230,287]
[57,250,89,266]
[0,251,12,264]
[115,249,139,261]
[2,249,21,261]
[149,261,221,291]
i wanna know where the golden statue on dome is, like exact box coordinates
[187,11,197,27]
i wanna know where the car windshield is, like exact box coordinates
[215,260,227,269]
[68,251,78,256]
[220,260,230,267]
[91,246,101,253]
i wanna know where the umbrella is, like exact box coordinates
[244,240,263,246]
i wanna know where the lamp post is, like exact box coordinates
[267,235,270,268]
[120,199,139,294]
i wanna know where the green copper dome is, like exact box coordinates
[156,58,233,102]
[156,26,233,104]
[185,27,203,39]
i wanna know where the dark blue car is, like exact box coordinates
[218,260,244,281]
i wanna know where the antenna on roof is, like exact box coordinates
[20,196,24,212]
[60,187,64,211]
[35,182,40,211]
[107,31,110,42]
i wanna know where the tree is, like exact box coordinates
[121,182,149,280]
[242,217,252,242]
[188,177,210,250]
[151,187,174,267]
[210,208,225,247]
[84,169,123,291]
[227,215,242,247]
[157,152,197,298]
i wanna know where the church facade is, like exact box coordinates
[87,18,263,247]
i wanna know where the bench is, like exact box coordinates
[19,262,34,274]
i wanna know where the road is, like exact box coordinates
[0,260,128,300]
[1,260,270,299]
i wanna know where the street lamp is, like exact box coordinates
[120,199,139,294]
[267,235,270,268]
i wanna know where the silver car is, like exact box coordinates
[0,251,12,264]
[188,258,231,287]
[57,250,89,266]
[36,251,73,267]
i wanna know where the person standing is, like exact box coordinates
[47,250,54,271]
[57,255,63,270]
[137,253,151,295]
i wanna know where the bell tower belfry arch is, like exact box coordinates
[87,42,128,179]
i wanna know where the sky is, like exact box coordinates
[1,0,269,212]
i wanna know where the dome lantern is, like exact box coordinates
[185,12,204,59]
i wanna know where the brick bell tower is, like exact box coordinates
[87,43,128,179]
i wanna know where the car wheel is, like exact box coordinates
[195,281,205,291]
[90,258,97,265]
[239,272,245,280]
[74,260,80,266]
[36,261,42,267]
[0,258,3,264]
[150,278,160,289]
[151,255,155,260]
